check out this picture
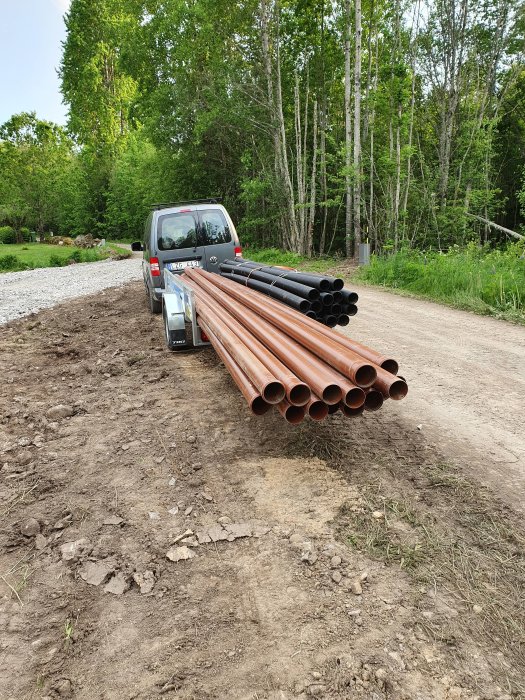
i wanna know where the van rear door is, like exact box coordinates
[197,208,237,273]
[156,210,206,280]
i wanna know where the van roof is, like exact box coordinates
[150,198,221,210]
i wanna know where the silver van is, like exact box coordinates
[133,199,242,313]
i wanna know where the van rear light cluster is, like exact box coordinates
[150,257,161,276]
[234,246,242,258]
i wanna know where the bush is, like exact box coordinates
[49,254,64,267]
[68,249,82,263]
[19,227,31,242]
[0,226,16,244]
[0,254,21,271]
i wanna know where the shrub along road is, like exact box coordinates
[1,278,524,698]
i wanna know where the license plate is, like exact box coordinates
[166,260,201,271]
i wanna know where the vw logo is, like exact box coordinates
[209,256,218,264]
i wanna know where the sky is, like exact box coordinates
[0,0,71,126]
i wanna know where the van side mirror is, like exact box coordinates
[131,241,143,252]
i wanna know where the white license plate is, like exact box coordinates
[167,260,201,271]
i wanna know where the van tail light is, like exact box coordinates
[234,246,242,258]
[150,257,161,276]
[200,329,209,342]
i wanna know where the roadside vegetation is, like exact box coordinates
[0,242,130,273]
[357,242,525,323]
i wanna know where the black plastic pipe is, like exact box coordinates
[323,315,338,328]
[222,272,311,312]
[337,314,350,326]
[224,259,335,292]
[341,289,359,304]
[319,291,334,306]
[220,263,320,301]
[344,304,358,316]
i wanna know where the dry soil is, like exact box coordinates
[1,282,524,700]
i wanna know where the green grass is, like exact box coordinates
[0,242,130,273]
[357,242,525,323]
[244,247,338,273]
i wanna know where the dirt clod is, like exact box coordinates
[104,572,130,595]
[60,538,91,562]
[46,404,75,420]
[20,517,40,537]
[166,545,196,562]
[79,561,114,586]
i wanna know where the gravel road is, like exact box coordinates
[343,285,525,512]
[0,256,142,325]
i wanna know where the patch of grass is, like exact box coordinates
[357,242,525,323]
[0,242,130,273]
[245,247,338,273]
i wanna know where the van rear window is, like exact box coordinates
[198,210,231,245]
[157,213,196,250]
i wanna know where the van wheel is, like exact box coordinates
[149,291,162,314]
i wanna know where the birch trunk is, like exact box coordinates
[353,0,362,261]
[344,0,353,258]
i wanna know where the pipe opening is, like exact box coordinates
[251,397,272,415]
[346,304,358,316]
[337,314,350,327]
[332,291,343,303]
[332,279,344,291]
[305,310,317,319]
[381,359,399,375]
[345,387,366,409]
[324,315,337,328]
[332,304,342,315]
[310,300,323,314]
[341,404,365,417]
[346,291,358,303]
[289,383,311,406]
[389,380,408,400]
[308,400,329,421]
[298,299,311,313]
[319,279,331,291]
[354,364,377,388]
[307,288,320,301]
[364,390,384,411]
[283,404,305,425]
[327,403,340,414]
[263,382,286,404]
[321,293,334,306]
[322,384,343,405]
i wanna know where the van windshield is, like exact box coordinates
[157,213,196,250]
[198,209,231,245]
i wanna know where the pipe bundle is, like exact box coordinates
[219,259,358,327]
[182,268,408,425]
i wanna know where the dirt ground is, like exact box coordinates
[1,282,524,700]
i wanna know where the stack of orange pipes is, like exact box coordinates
[183,268,408,425]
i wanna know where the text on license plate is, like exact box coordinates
[167,260,201,271]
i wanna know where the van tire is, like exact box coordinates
[149,291,162,314]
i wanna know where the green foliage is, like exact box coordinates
[49,254,64,267]
[246,247,337,273]
[0,226,16,244]
[0,243,127,273]
[359,243,525,321]
[19,227,31,242]
[0,254,20,271]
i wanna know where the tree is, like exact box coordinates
[0,113,76,239]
